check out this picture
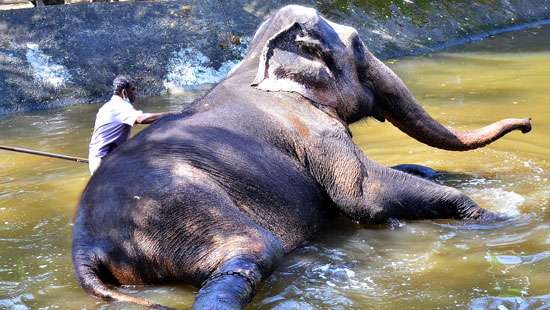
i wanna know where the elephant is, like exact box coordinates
[72,5,532,310]
[30,0,64,6]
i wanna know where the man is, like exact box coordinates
[88,75,169,174]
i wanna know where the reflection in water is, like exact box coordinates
[1,26,550,309]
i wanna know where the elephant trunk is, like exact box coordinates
[365,52,532,151]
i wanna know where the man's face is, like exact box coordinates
[125,86,137,104]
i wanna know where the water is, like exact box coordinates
[1,26,549,309]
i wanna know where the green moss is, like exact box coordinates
[316,0,432,26]
[315,0,351,13]
[316,0,505,27]
[317,1,428,17]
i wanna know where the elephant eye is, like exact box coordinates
[299,43,317,56]
[296,35,323,56]
[295,32,340,76]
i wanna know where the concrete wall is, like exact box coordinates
[1,0,550,114]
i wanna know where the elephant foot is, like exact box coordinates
[391,164,438,179]
[456,196,510,223]
[467,208,510,224]
[193,256,264,310]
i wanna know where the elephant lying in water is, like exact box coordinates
[72,5,532,309]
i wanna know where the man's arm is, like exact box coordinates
[135,112,171,124]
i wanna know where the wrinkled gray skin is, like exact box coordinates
[72,5,532,310]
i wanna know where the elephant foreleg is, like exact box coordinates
[362,160,500,223]
[303,132,502,225]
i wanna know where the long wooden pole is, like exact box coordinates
[0,145,88,163]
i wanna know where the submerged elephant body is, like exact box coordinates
[72,5,531,309]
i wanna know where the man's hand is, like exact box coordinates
[135,112,171,124]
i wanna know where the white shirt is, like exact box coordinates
[88,95,143,159]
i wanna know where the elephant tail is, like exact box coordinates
[72,246,173,310]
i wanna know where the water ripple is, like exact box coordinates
[486,251,550,266]
[470,294,550,310]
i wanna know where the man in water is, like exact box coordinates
[88,75,170,174]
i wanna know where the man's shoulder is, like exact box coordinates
[100,96,134,112]
[96,95,142,126]
[98,96,116,110]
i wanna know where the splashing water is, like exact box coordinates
[163,38,249,92]
[25,43,71,89]
[470,188,525,217]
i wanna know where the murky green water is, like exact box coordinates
[1,26,549,309]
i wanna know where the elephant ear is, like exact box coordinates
[252,22,339,108]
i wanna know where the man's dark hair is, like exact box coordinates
[112,75,135,94]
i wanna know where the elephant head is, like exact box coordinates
[241,5,531,150]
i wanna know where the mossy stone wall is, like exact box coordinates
[1,0,550,114]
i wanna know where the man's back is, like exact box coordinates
[89,95,142,160]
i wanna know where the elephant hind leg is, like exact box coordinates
[193,255,262,310]
[193,233,283,310]
[391,163,438,179]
